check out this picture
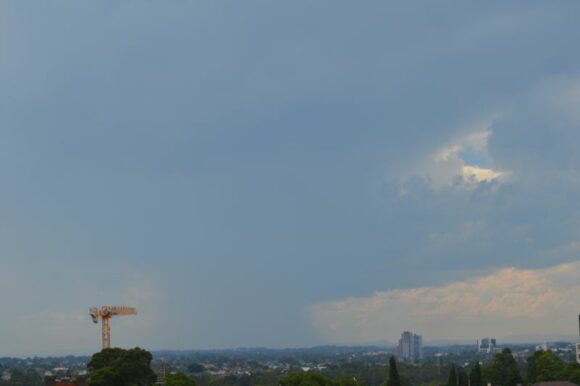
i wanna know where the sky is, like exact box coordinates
[1,1,580,356]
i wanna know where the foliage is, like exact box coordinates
[457,367,468,386]
[188,362,205,374]
[167,372,197,386]
[469,363,482,386]
[87,347,157,386]
[279,371,367,386]
[486,349,522,386]
[527,350,580,385]
[196,371,283,386]
[189,351,580,386]
[0,368,43,386]
[526,350,565,383]
[526,351,541,384]
[336,375,366,386]
[279,371,337,386]
[197,362,448,386]
[560,362,580,385]
[320,361,387,386]
[323,361,445,386]
[387,357,402,386]
[447,364,457,386]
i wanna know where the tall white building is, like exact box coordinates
[477,337,497,353]
[396,331,423,362]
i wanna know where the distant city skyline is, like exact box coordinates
[1,1,580,356]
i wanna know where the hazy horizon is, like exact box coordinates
[2,1,580,357]
[4,334,579,359]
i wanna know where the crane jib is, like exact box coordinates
[89,305,137,349]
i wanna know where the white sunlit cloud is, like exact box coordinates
[462,165,504,185]
[309,261,580,344]
[402,118,508,192]
[432,126,507,189]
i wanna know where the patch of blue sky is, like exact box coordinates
[458,147,491,168]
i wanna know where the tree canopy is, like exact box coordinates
[167,372,197,386]
[87,347,157,386]
[279,371,365,386]
[469,362,482,386]
[486,349,522,386]
[387,357,402,386]
[447,364,457,386]
[188,362,205,374]
[0,368,42,386]
[527,350,565,383]
[457,367,468,386]
[526,350,580,385]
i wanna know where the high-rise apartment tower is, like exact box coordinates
[395,331,423,362]
[477,337,497,353]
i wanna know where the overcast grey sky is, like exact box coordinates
[1,1,580,356]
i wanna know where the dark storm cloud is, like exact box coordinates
[1,1,580,353]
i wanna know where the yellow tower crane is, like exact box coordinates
[90,306,137,350]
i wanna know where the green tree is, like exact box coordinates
[3,368,43,386]
[387,357,402,386]
[457,367,468,386]
[527,350,565,383]
[447,364,457,386]
[487,348,522,386]
[335,375,365,386]
[188,363,205,374]
[167,372,197,386]
[279,371,335,386]
[88,347,157,386]
[561,362,580,385]
[526,351,541,384]
[469,363,483,386]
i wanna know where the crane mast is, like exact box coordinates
[90,306,137,350]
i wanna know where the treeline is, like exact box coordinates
[0,368,43,386]
[196,349,580,386]
[441,349,580,386]
[4,347,577,386]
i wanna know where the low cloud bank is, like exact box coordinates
[310,261,580,344]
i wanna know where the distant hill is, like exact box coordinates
[425,339,477,346]
[500,334,577,344]
[424,334,577,347]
